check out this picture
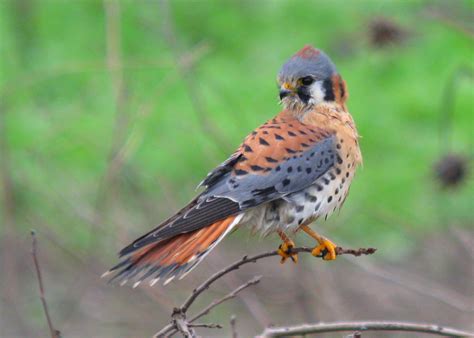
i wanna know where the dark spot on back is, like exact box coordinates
[265,156,278,163]
[259,138,270,146]
[282,178,291,186]
[250,165,264,171]
[235,169,248,176]
[275,133,284,140]
[288,131,297,137]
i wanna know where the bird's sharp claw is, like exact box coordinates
[277,240,298,264]
[311,238,337,260]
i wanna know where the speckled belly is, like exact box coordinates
[242,162,355,236]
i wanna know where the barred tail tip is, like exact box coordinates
[103,214,242,286]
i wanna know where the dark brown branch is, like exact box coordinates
[260,321,474,338]
[153,246,376,337]
[31,231,60,338]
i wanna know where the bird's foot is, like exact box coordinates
[277,240,298,264]
[311,237,337,261]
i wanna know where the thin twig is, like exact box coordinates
[31,231,60,338]
[259,321,474,338]
[165,277,261,337]
[189,276,261,323]
[188,323,222,329]
[96,0,129,215]
[181,246,375,313]
[230,315,238,338]
[153,246,376,337]
[158,0,231,153]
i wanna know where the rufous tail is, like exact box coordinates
[104,215,240,286]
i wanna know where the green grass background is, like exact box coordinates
[0,0,473,336]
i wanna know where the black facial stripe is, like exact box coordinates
[339,82,345,99]
[322,78,335,101]
[297,86,311,104]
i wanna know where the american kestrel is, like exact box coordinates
[106,45,362,286]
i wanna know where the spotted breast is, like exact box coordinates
[233,105,362,237]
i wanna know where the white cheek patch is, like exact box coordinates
[308,81,325,105]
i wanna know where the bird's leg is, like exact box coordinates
[277,230,298,264]
[300,225,337,260]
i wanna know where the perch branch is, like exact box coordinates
[153,246,376,337]
[181,246,375,313]
[259,321,474,338]
[189,276,261,323]
[31,231,60,338]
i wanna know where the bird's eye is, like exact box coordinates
[300,76,314,86]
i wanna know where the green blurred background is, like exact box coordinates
[1,0,473,337]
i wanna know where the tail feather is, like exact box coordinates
[106,214,242,286]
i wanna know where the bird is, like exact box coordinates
[105,45,362,287]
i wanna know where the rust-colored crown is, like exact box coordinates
[294,45,321,59]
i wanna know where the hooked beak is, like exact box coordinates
[279,82,295,100]
[279,89,292,100]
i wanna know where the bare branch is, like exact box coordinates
[31,231,60,338]
[189,276,261,324]
[230,315,238,338]
[181,246,376,313]
[153,246,376,337]
[172,312,194,338]
[259,321,474,338]
[158,0,232,152]
[188,323,222,329]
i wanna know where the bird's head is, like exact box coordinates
[277,45,347,112]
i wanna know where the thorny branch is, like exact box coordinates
[31,231,61,338]
[153,246,376,337]
[259,321,474,337]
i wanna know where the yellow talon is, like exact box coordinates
[277,240,298,264]
[311,237,337,260]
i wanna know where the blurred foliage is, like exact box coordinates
[0,0,473,260]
